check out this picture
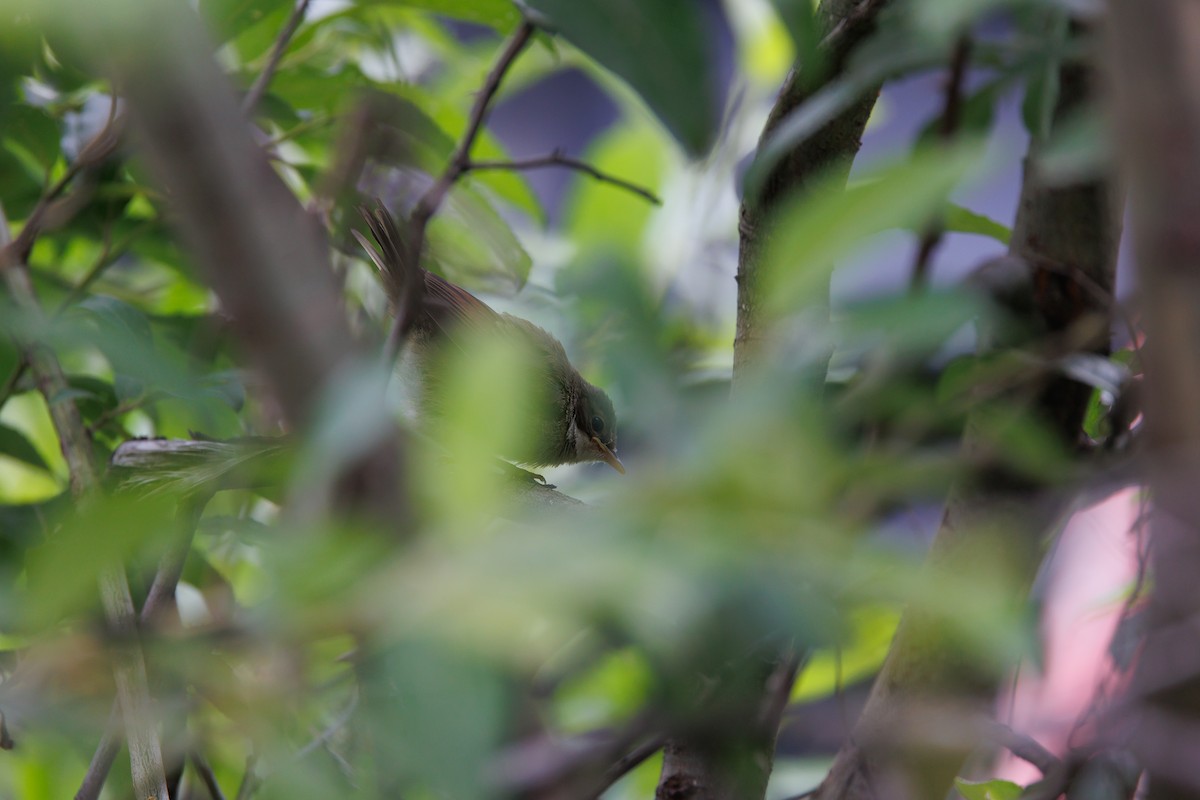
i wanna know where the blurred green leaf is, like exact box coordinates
[0,422,50,471]
[199,0,292,45]
[792,605,898,703]
[374,0,520,29]
[23,493,179,625]
[553,647,653,732]
[362,638,508,799]
[4,103,62,173]
[1019,9,1068,140]
[1038,108,1111,184]
[562,119,666,256]
[955,778,1024,800]
[426,183,532,293]
[763,142,987,313]
[944,204,1011,245]
[520,0,724,156]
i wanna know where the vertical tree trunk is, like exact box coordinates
[812,32,1120,800]
[656,1,888,797]
[1104,3,1200,798]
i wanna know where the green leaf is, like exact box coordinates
[520,0,724,157]
[373,0,520,30]
[562,118,666,256]
[762,142,988,313]
[425,182,532,293]
[1058,353,1131,396]
[955,778,1024,800]
[766,0,825,85]
[1019,10,1068,141]
[198,0,292,45]
[944,204,1010,245]
[0,423,49,471]
[393,84,544,223]
[4,103,62,173]
[1038,108,1110,184]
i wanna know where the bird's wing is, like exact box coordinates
[422,269,504,338]
[356,201,503,341]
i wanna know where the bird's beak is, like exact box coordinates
[591,437,626,475]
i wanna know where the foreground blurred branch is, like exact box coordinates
[1105,2,1200,797]
[87,0,408,528]
[811,25,1120,800]
[76,497,213,800]
[0,206,171,800]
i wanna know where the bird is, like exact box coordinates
[354,203,625,476]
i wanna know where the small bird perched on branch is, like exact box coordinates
[354,203,624,475]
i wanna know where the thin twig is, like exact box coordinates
[1,98,121,270]
[910,35,973,291]
[295,686,360,760]
[191,750,228,800]
[982,719,1060,775]
[467,150,661,205]
[383,19,536,363]
[241,0,312,117]
[235,754,259,800]
[56,220,156,313]
[591,735,665,798]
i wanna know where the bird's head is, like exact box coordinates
[574,383,624,474]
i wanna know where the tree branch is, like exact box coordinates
[383,19,536,363]
[75,496,213,800]
[0,203,171,800]
[982,720,1059,776]
[733,0,888,379]
[811,24,1120,800]
[241,0,312,117]
[191,749,228,800]
[910,35,973,291]
[1105,1,1200,797]
[466,151,661,205]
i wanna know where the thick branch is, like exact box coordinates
[654,2,891,797]
[811,28,1119,800]
[1105,2,1200,798]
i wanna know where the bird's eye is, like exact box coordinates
[591,415,604,434]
